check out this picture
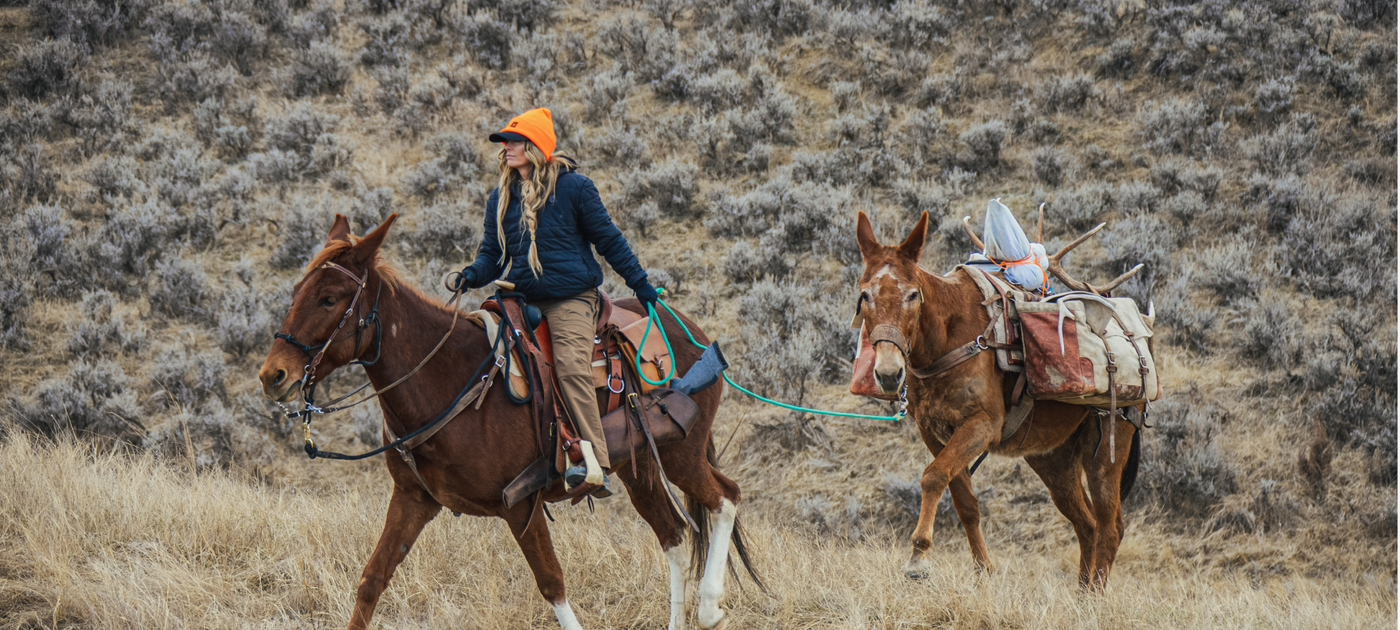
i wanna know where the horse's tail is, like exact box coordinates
[686,437,766,593]
[1120,426,1141,500]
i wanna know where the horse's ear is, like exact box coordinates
[351,213,399,263]
[856,211,880,260]
[326,213,353,245]
[897,211,929,262]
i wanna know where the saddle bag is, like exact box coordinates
[1013,292,1161,407]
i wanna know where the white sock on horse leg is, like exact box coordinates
[664,544,692,630]
[552,599,584,630]
[697,498,736,629]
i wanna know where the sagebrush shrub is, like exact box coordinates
[218,259,282,356]
[1241,113,1318,176]
[90,199,171,286]
[290,0,339,46]
[1095,37,1137,78]
[66,289,146,357]
[210,11,269,75]
[286,41,351,97]
[734,279,852,403]
[357,14,411,66]
[270,196,338,269]
[958,120,1007,170]
[0,227,36,348]
[0,143,57,204]
[1035,73,1099,113]
[154,54,240,108]
[404,198,479,259]
[1138,98,1213,156]
[31,0,151,46]
[150,345,228,409]
[1138,397,1240,520]
[1048,181,1113,234]
[722,239,790,282]
[13,359,141,440]
[619,159,700,218]
[452,12,513,69]
[58,79,135,155]
[1252,76,1296,117]
[705,183,783,238]
[582,65,634,118]
[9,39,88,99]
[1284,198,1396,301]
[144,400,236,469]
[1031,146,1069,186]
[149,256,211,321]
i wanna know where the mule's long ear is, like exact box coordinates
[897,211,929,262]
[856,211,880,260]
[327,213,353,245]
[350,213,399,264]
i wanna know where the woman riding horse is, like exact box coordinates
[449,107,658,495]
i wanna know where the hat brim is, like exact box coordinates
[489,131,530,144]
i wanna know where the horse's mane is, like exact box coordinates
[305,237,463,320]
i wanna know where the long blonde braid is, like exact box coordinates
[495,142,577,277]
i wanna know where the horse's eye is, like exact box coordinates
[319,297,336,308]
[906,291,920,303]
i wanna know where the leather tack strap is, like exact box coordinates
[908,319,998,380]
[868,324,910,355]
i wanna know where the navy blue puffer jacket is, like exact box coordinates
[462,169,649,302]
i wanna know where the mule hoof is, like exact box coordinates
[903,556,932,581]
[700,612,727,630]
[904,569,929,581]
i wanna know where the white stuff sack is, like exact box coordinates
[981,198,1049,289]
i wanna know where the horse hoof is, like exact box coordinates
[904,569,929,581]
[700,612,728,630]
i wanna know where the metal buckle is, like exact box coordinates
[627,392,640,409]
[607,374,624,394]
[494,355,506,368]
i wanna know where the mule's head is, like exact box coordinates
[258,213,398,402]
[854,210,929,395]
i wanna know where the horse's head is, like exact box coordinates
[854,210,930,396]
[259,213,398,402]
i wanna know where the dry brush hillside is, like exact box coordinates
[0,0,1395,626]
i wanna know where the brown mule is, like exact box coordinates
[854,211,1141,591]
[258,214,758,630]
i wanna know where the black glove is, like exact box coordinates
[635,282,659,310]
[448,267,475,292]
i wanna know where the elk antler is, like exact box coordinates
[961,216,986,250]
[1036,203,1045,243]
[1046,222,1145,295]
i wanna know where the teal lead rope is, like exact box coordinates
[635,289,907,422]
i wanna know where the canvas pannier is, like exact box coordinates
[1012,292,1161,407]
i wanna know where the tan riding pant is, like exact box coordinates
[535,290,609,469]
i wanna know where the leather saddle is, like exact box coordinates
[470,287,694,507]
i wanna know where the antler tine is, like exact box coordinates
[962,216,986,251]
[1036,203,1045,243]
[1046,222,1106,294]
[1096,263,1145,293]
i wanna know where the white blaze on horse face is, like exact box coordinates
[697,499,737,629]
[664,544,692,630]
[552,600,584,630]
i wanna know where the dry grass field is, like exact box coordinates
[0,433,1393,629]
[0,0,1395,626]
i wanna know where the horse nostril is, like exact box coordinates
[272,369,286,386]
[896,368,905,384]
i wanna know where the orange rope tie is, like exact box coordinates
[994,253,1051,294]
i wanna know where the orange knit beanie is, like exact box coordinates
[489,108,556,159]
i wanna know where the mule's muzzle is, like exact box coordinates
[872,344,907,396]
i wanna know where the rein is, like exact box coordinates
[272,260,475,459]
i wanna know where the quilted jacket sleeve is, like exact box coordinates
[463,188,505,288]
[574,176,649,292]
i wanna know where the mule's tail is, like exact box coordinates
[687,438,766,593]
[1120,427,1141,500]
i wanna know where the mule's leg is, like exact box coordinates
[1025,448,1096,589]
[348,488,441,630]
[905,417,997,579]
[616,465,692,630]
[1080,422,1135,591]
[947,470,992,572]
[503,500,582,630]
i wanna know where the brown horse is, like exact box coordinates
[854,210,1141,591]
[258,214,757,630]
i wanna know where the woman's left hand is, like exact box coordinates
[635,283,659,310]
